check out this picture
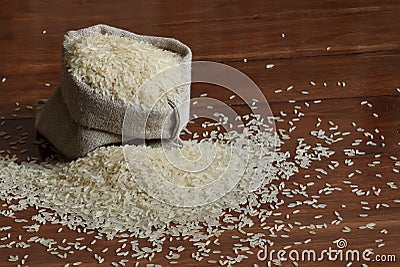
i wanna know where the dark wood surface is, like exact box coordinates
[0,1,399,266]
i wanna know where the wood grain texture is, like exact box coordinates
[0,0,399,266]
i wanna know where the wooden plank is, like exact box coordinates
[1,52,400,119]
[191,51,400,104]
[2,0,399,25]
[190,95,400,155]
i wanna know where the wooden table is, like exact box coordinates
[0,1,399,266]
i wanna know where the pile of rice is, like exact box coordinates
[0,117,294,240]
[64,33,183,104]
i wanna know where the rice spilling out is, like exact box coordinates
[0,116,296,240]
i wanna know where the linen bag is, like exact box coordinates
[35,24,192,159]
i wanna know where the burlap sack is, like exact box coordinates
[60,24,192,136]
[35,24,192,159]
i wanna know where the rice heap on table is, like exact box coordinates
[0,116,289,240]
